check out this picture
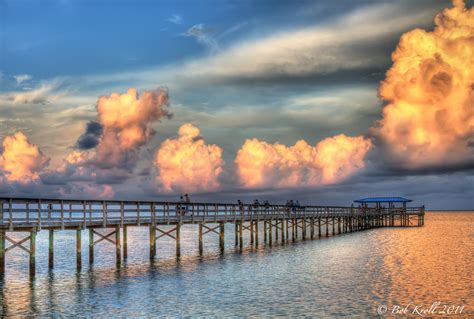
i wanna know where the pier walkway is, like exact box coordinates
[0,197,425,275]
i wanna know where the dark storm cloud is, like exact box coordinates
[75,121,103,150]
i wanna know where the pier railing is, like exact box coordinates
[0,197,425,274]
[0,197,424,230]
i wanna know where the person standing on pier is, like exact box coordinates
[184,194,191,215]
[178,196,185,215]
[238,200,245,216]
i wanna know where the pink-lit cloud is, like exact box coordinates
[155,123,224,193]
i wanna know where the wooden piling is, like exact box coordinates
[199,222,203,255]
[291,218,296,242]
[149,224,156,260]
[239,221,243,249]
[250,221,254,244]
[268,219,273,245]
[332,217,335,236]
[219,222,225,253]
[123,226,128,259]
[280,219,285,243]
[0,230,5,274]
[30,228,36,275]
[302,219,306,240]
[234,223,238,246]
[49,229,54,268]
[76,228,82,270]
[310,218,315,239]
[326,217,329,237]
[255,221,259,245]
[176,223,181,258]
[115,225,121,266]
[263,221,267,243]
[89,228,94,264]
[318,218,321,238]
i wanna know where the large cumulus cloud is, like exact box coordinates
[155,123,224,193]
[373,0,474,169]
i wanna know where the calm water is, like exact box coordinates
[0,212,472,317]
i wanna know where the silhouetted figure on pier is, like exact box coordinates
[178,196,185,215]
[238,200,244,215]
[184,194,191,215]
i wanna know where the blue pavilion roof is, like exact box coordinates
[354,197,412,203]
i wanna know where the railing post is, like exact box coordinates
[37,199,42,230]
[102,201,107,228]
[9,198,13,231]
[60,200,64,230]
[82,201,87,229]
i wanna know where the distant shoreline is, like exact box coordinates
[427,210,474,212]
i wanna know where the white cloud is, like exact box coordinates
[182,24,219,53]
[14,74,33,85]
[0,79,65,104]
[167,14,182,25]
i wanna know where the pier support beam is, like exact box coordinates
[0,230,5,274]
[199,222,204,255]
[268,219,273,245]
[76,229,82,270]
[176,224,181,258]
[255,221,259,245]
[115,225,121,266]
[281,219,285,243]
[29,228,36,276]
[326,217,329,237]
[219,222,225,253]
[250,221,254,244]
[89,229,94,264]
[123,226,128,260]
[263,221,267,243]
[48,230,54,268]
[149,225,156,260]
[239,221,243,249]
[318,218,321,238]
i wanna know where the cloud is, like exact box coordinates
[153,3,441,87]
[0,131,50,184]
[155,123,224,193]
[235,134,372,189]
[93,87,170,168]
[167,14,182,25]
[75,121,103,150]
[14,74,33,85]
[183,24,219,52]
[372,0,474,169]
[2,79,65,104]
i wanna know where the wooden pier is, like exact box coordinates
[0,197,425,275]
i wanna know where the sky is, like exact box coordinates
[0,0,473,209]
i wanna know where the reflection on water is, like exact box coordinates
[0,212,472,317]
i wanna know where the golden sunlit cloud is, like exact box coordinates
[155,123,224,193]
[235,134,372,188]
[95,87,169,167]
[0,132,49,183]
[374,0,474,168]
